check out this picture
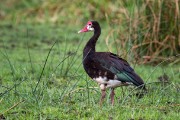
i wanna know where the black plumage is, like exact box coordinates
[78,20,146,105]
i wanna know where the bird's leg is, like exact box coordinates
[99,84,106,105]
[110,88,115,105]
[99,89,106,105]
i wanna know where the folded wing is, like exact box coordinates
[92,52,145,88]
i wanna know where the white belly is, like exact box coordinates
[106,80,123,88]
[93,76,107,84]
[93,77,132,89]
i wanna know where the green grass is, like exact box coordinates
[0,22,179,120]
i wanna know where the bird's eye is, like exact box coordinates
[89,24,92,26]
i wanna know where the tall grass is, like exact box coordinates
[105,0,180,64]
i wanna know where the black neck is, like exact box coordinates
[83,26,101,58]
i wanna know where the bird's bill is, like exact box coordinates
[78,26,89,33]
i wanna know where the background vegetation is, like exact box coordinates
[0,0,179,119]
[1,0,179,63]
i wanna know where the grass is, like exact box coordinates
[0,22,179,120]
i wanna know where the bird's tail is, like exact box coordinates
[125,71,147,91]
